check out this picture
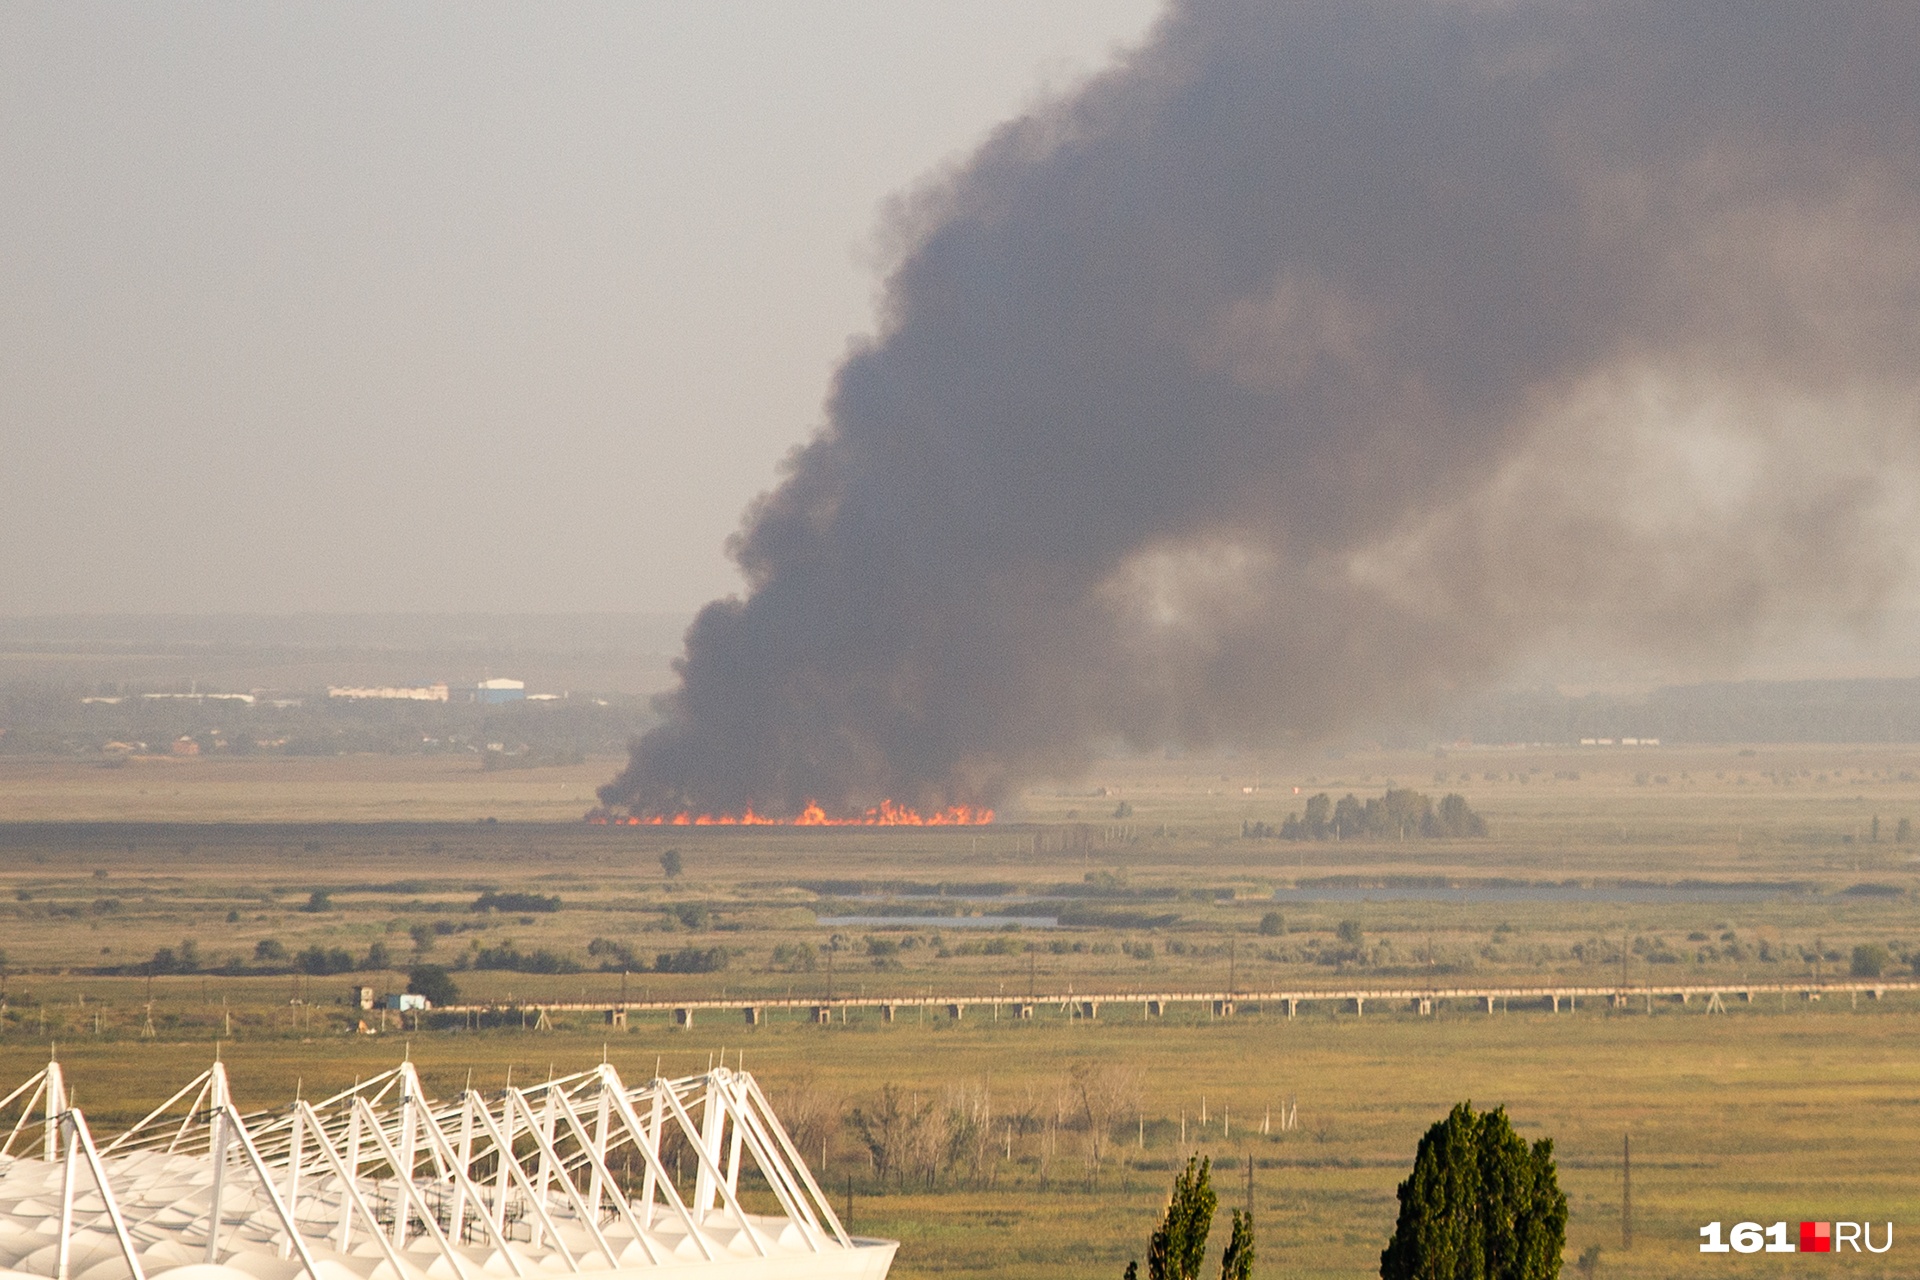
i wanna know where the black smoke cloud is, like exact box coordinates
[603,0,1920,817]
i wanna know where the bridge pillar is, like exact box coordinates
[1873,987,1885,1000]
[1611,993,1628,1009]
[1484,995,1496,1014]
[1014,1003,1034,1019]
[1550,995,1560,1013]
[1285,998,1298,1019]
[947,1003,966,1020]
[1417,997,1432,1016]
[1213,1000,1235,1018]
[672,1007,693,1028]
[1744,990,1753,1003]
[810,1005,833,1024]
[605,1008,628,1028]
[743,1006,762,1026]
[1681,992,1691,1005]
[1146,999,1166,1017]
[1078,1000,1099,1020]
[880,1004,897,1022]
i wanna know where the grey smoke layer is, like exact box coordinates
[603,0,1920,817]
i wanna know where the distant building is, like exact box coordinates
[169,736,200,757]
[477,678,525,704]
[381,992,430,1011]
[327,683,449,701]
[142,691,255,704]
[349,985,376,1010]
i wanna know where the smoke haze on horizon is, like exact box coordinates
[603,0,1920,818]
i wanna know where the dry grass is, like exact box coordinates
[3,744,1920,1276]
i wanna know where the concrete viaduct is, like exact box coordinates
[439,979,1920,1029]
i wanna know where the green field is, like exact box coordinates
[2,744,1918,1276]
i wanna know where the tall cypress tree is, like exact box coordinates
[1220,1209,1256,1280]
[1380,1102,1567,1280]
[1127,1156,1223,1280]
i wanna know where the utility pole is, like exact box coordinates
[1621,1132,1632,1250]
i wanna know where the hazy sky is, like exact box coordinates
[0,2,1161,614]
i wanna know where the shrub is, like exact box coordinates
[1259,911,1285,936]
[253,938,288,962]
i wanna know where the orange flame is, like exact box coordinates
[585,801,992,826]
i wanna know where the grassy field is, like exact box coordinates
[2,744,1918,1276]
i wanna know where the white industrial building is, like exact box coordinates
[0,1058,893,1280]
[326,685,451,702]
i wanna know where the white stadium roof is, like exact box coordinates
[0,1058,893,1280]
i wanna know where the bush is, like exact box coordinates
[406,963,460,1007]
[660,848,684,878]
[1259,911,1285,936]
[302,890,332,913]
[253,938,288,962]
[670,902,711,930]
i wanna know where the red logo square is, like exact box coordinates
[1800,1222,1831,1253]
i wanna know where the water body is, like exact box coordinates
[1271,885,1791,906]
[815,914,1058,929]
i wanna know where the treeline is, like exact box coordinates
[1248,788,1486,841]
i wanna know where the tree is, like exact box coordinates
[660,848,684,878]
[1071,1062,1143,1183]
[1221,1209,1255,1280]
[1379,1102,1566,1280]
[1127,1155,1219,1280]
[406,963,459,1007]
[1851,943,1889,978]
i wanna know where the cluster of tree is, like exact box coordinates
[654,945,729,974]
[1255,789,1487,842]
[471,943,582,974]
[133,938,405,976]
[471,890,562,913]
[1121,1157,1252,1280]
[1111,1100,1564,1279]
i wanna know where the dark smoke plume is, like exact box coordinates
[603,0,1920,817]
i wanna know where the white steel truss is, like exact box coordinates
[0,1056,893,1280]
